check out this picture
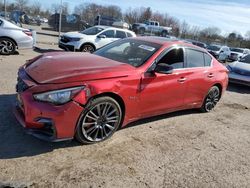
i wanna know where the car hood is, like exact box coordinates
[63,32,88,38]
[25,52,135,84]
[229,61,250,76]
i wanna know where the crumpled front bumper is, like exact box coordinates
[13,91,84,142]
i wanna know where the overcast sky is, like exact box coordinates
[8,0,250,35]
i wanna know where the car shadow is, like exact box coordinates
[121,109,199,130]
[227,83,250,94]
[33,47,63,54]
[0,94,80,159]
[0,94,199,159]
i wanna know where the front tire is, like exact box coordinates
[0,38,16,55]
[200,86,220,112]
[75,96,122,144]
[81,44,95,53]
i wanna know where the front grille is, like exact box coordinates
[16,77,29,93]
[60,36,70,43]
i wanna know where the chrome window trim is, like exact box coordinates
[147,45,213,73]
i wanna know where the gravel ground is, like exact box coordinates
[0,39,250,188]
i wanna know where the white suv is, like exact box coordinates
[59,26,136,53]
[229,48,250,61]
[207,45,231,62]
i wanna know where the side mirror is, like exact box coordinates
[154,63,174,74]
[220,50,224,53]
[97,34,106,39]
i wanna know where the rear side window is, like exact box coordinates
[204,53,212,66]
[116,31,126,38]
[186,49,205,68]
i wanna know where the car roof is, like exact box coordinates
[94,25,131,31]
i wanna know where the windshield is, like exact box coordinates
[239,55,250,64]
[207,45,220,51]
[230,48,244,53]
[94,39,161,67]
[80,26,104,35]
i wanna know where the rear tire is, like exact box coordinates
[161,30,168,37]
[0,38,16,55]
[75,96,122,144]
[139,28,145,35]
[200,86,220,112]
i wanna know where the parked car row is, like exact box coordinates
[186,40,250,63]
[227,54,250,86]
[229,47,250,61]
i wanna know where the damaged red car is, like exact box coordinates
[14,37,228,144]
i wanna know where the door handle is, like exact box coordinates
[207,73,214,78]
[178,77,187,83]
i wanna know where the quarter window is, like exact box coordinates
[126,32,133,37]
[186,49,205,68]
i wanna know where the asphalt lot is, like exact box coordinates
[0,32,250,187]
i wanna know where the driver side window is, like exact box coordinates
[101,30,115,38]
[157,48,184,69]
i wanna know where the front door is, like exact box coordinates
[139,47,188,117]
[96,29,116,48]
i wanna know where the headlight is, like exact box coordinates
[33,86,84,105]
[70,37,81,41]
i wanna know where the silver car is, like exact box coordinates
[0,17,33,55]
[227,54,250,86]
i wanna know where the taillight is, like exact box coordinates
[23,30,32,37]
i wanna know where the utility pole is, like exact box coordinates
[4,0,7,19]
[59,0,62,37]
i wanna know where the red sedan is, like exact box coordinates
[14,37,228,144]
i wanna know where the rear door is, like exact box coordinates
[115,30,127,40]
[183,48,215,107]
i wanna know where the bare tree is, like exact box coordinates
[74,3,122,25]
[62,2,69,15]
[141,7,152,21]
[245,31,250,41]
[179,20,190,38]
[104,5,122,18]
[189,26,201,40]
[124,7,140,24]
[15,0,28,11]
[31,1,41,16]
[51,4,60,14]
